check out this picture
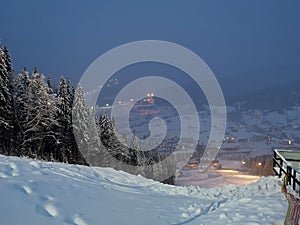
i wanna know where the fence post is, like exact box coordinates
[273,153,276,175]
[292,169,296,191]
[287,166,292,185]
[279,158,283,178]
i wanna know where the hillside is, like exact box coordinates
[0,155,288,225]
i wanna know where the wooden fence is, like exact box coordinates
[273,149,300,194]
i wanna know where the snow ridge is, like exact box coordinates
[0,155,287,225]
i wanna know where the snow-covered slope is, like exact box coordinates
[0,155,288,225]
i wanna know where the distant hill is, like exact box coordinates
[219,74,300,110]
[232,81,300,111]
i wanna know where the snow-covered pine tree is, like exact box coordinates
[3,46,12,74]
[69,84,75,105]
[21,69,60,159]
[67,80,86,164]
[46,76,53,94]
[99,112,113,148]
[5,46,16,155]
[156,150,175,185]
[83,116,104,167]
[41,74,60,161]
[0,45,13,155]
[57,77,72,162]
[131,129,143,167]
[99,112,114,167]
[99,113,127,168]
[113,127,133,168]
[4,52,23,156]
[72,85,90,164]
[12,68,30,156]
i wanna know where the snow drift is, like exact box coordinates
[0,155,288,225]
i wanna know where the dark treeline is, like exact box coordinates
[0,45,175,184]
[243,154,273,176]
[0,44,86,164]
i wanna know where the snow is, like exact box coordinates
[0,155,289,225]
[98,103,300,161]
[175,168,261,188]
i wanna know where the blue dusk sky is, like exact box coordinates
[0,0,300,98]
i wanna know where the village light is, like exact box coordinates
[242,161,246,165]
[258,162,262,166]
[106,103,109,107]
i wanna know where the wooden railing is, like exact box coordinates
[273,149,300,194]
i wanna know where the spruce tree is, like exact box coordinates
[3,46,12,73]
[0,45,13,154]
[12,68,30,156]
[84,108,102,166]
[72,85,90,164]
[20,69,59,159]
[57,77,71,162]
[46,76,53,93]
[99,112,114,167]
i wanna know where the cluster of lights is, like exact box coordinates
[103,92,154,107]
[84,85,103,96]
[225,137,235,141]
[241,161,262,166]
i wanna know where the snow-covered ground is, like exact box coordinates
[99,103,300,160]
[0,155,288,225]
[175,168,260,188]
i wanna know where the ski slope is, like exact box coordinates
[0,155,288,225]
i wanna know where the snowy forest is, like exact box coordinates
[0,44,175,184]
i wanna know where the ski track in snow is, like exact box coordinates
[0,155,289,225]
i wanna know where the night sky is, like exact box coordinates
[1,0,300,98]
